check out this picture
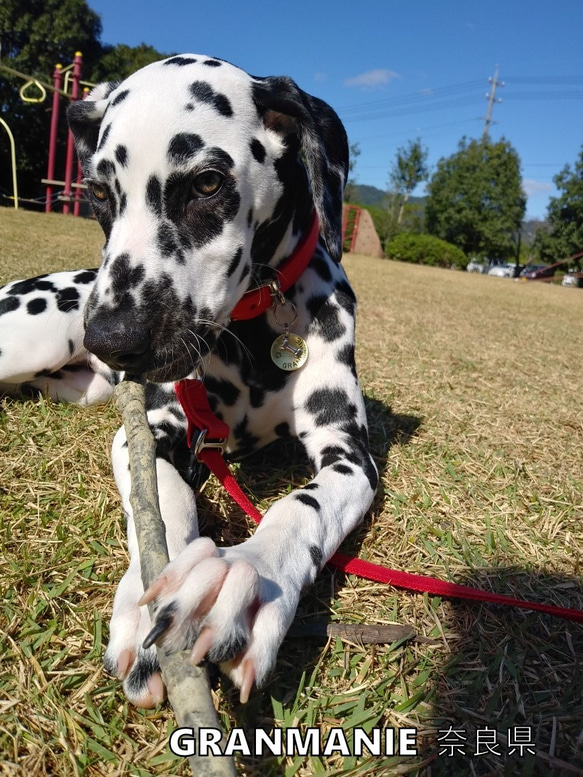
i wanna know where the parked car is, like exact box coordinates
[488,263,516,278]
[519,264,553,280]
[562,271,583,288]
[466,258,488,274]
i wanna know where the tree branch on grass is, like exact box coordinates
[115,375,236,777]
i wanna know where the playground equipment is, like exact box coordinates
[0,53,92,214]
[0,117,18,209]
[42,52,89,215]
[342,204,384,258]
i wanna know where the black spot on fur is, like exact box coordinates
[68,339,75,356]
[309,545,323,569]
[110,254,146,300]
[334,280,357,316]
[73,270,97,284]
[167,133,204,165]
[145,382,177,410]
[207,147,235,170]
[274,422,291,438]
[189,81,233,117]
[115,145,128,167]
[303,482,319,491]
[232,415,259,456]
[146,175,163,216]
[27,298,47,315]
[311,255,333,283]
[320,445,345,468]
[250,138,266,163]
[333,463,354,475]
[7,276,53,295]
[97,123,111,151]
[111,89,130,106]
[227,247,243,278]
[305,388,354,427]
[164,56,198,66]
[158,222,179,259]
[249,385,266,408]
[308,297,346,342]
[204,376,240,407]
[0,296,20,315]
[203,59,222,67]
[96,158,115,179]
[111,89,130,107]
[337,343,355,367]
[124,650,161,696]
[296,492,320,510]
[56,287,80,313]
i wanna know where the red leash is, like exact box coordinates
[175,379,583,625]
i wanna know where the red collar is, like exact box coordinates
[230,212,319,321]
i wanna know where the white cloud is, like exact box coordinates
[344,68,399,89]
[523,180,553,196]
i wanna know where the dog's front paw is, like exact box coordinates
[140,536,294,702]
[104,567,166,708]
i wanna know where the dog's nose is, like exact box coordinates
[84,313,152,373]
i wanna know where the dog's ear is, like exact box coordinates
[252,77,349,262]
[67,82,117,169]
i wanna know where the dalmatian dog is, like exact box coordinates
[0,55,378,707]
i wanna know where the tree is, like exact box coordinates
[534,146,583,263]
[344,141,361,203]
[388,138,429,224]
[0,0,167,202]
[90,43,169,83]
[0,0,103,198]
[425,137,526,260]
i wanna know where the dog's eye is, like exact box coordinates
[191,170,223,198]
[89,183,109,202]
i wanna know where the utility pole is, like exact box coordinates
[483,65,504,141]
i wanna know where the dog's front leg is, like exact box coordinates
[141,381,378,701]
[104,392,199,708]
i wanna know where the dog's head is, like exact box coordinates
[68,55,348,381]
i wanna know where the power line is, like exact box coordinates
[483,66,504,140]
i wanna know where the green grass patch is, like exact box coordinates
[1,209,582,775]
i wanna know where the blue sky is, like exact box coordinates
[87,0,583,220]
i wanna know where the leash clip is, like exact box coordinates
[185,427,227,491]
[192,427,227,459]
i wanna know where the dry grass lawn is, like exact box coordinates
[0,208,582,776]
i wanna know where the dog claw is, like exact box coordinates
[138,576,168,606]
[116,648,134,680]
[189,626,214,665]
[143,607,175,648]
[239,658,255,704]
[131,672,166,709]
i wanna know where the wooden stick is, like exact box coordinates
[115,375,236,777]
[287,622,435,644]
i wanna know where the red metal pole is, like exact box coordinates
[63,51,82,215]
[73,86,90,217]
[45,63,62,213]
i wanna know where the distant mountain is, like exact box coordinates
[350,184,425,209]
[350,184,387,206]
